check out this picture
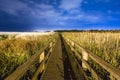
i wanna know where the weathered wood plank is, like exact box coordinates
[40,37,64,80]
[32,41,56,80]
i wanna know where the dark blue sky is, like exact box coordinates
[0,0,120,31]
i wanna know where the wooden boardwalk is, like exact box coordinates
[5,36,86,80]
[40,36,86,80]
[41,37,64,80]
[5,35,120,80]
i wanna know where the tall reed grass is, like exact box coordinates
[62,32,120,69]
[63,32,120,79]
[0,34,57,79]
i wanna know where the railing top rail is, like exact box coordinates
[63,37,88,80]
[66,38,120,80]
[5,41,54,80]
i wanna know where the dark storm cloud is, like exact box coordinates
[0,0,120,31]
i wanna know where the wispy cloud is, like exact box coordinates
[58,0,103,23]
[0,0,30,16]
[35,4,54,11]
[0,0,117,31]
[0,0,103,23]
[60,0,82,10]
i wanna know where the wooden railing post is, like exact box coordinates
[39,51,45,63]
[32,41,55,80]
[67,39,70,45]
[50,42,53,48]
[81,49,89,70]
[49,42,53,52]
[67,39,70,42]
[71,42,75,51]
[39,51,45,72]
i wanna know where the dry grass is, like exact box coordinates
[62,32,120,69]
[0,34,57,79]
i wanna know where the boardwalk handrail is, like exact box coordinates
[62,37,88,80]
[5,40,56,80]
[66,42,101,80]
[32,41,56,80]
[65,38,120,80]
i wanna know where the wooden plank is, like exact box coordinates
[32,41,56,80]
[40,37,64,80]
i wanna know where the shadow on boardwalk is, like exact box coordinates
[60,35,76,80]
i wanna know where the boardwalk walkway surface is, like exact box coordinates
[41,37,64,80]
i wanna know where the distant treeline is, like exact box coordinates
[54,30,120,33]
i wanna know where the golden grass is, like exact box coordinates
[0,34,57,79]
[62,32,120,69]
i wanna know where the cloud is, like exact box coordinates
[0,0,59,20]
[0,0,102,23]
[60,0,82,10]
[58,0,102,22]
[0,0,110,31]
[0,0,30,16]
[35,4,54,10]
[59,13,102,23]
